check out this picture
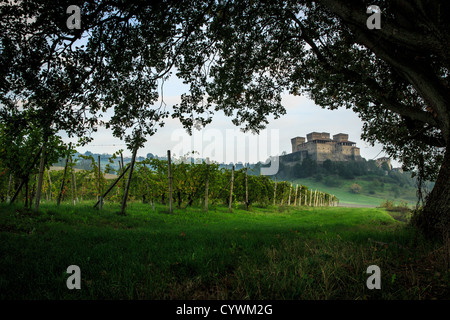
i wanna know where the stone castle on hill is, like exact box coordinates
[284,132,363,164]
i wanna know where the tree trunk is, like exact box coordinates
[29,174,37,208]
[120,147,138,215]
[57,143,72,206]
[414,144,450,240]
[57,148,70,206]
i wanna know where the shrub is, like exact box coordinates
[381,200,410,213]
[350,183,362,194]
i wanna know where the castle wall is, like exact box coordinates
[335,144,354,156]
[315,143,334,162]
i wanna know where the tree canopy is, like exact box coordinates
[1,0,449,238]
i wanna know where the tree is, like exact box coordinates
[0,119,66,206]
[2,1,449,238]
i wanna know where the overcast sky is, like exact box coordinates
[64,74,400,168]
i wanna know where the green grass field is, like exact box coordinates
[0,201,448,300]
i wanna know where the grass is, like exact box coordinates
[0,201,448,300]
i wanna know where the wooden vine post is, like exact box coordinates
[273,178,277,206]
[229,165,234,212]
[47,170,52,201]
[288,183,292,205]
[245,166,249,210]
[98,155,102,209]
[204,158,209,212]
[294,184,298,206]
[299,185,302,206]
[167,150,173,214]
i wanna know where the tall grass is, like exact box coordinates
[0,202,448,299]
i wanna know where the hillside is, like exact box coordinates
[292,176,418,207]
[271,158,431,207]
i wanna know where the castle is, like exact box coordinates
[286,132,362,163]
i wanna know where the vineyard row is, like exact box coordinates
[1,151,339,211]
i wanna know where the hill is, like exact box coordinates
[269,158,433,207]
[292,176,417,207]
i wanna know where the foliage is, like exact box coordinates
[0,149,337,208]
[350,183,362,194]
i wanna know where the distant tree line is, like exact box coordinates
[268,157,420,189]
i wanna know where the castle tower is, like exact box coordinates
[333,133,348,142]
[291,137,305,153]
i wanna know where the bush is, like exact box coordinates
[380,199,395,210]
[381,200,410,213]
[350,183,362,194]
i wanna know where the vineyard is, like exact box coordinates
[0,150,338,212]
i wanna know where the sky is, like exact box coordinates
[64,74,400,168]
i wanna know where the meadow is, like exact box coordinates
[0,201,448,300]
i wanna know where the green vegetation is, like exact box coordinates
[289,174,419,207]
[1,156,337,211]
[1,202,448,300]
[270,158,430,208]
